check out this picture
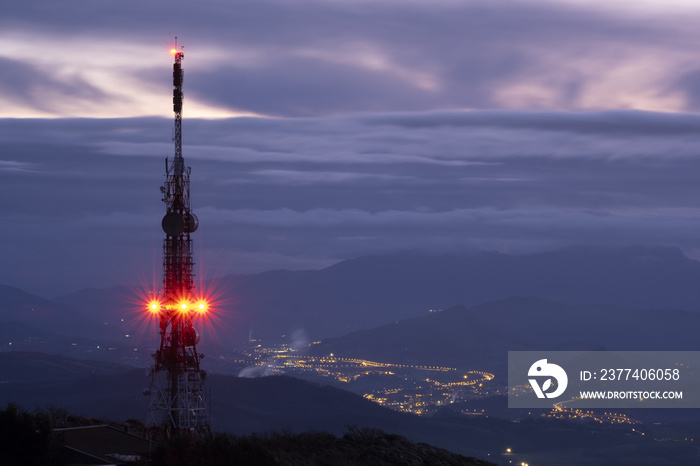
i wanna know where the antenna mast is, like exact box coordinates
[146,39,210,438]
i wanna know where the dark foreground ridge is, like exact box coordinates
[0,403,491,466]
[151,428,494,466]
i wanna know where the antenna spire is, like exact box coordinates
[146,39,209,439]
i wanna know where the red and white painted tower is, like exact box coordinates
[146,40,210,438]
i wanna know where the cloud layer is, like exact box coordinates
[3,0,700,117]
[4,1,700,295]
[3,110,700,295]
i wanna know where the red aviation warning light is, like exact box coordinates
[148,300,161,314]
[143,297,210,316]
[190,299,209,315]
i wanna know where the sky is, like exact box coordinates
[4,0,700,297]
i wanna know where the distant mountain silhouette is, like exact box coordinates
[29,245,700,344]
[310,296,700,372]
[0,284,88,333]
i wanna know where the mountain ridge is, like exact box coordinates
[10,244,700,346]
[310,295,700,371]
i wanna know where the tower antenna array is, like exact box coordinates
[146,39,209,438]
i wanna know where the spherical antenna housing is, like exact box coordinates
[185,213,199,233]
[184,326,200,348]
[162,212,185,236]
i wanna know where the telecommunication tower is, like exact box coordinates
[145,40,210,438]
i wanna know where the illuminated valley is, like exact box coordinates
[231,340,498,415]
[227,341,658,428]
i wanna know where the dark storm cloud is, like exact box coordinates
[4,0,700,116]
[193,59,447,117]
[182,0,683,115]
[0,57,108,112]
[3,110,700,296]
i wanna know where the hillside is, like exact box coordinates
[0,351,131,384]
[2,353,700,465]
[151,429,494,466]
